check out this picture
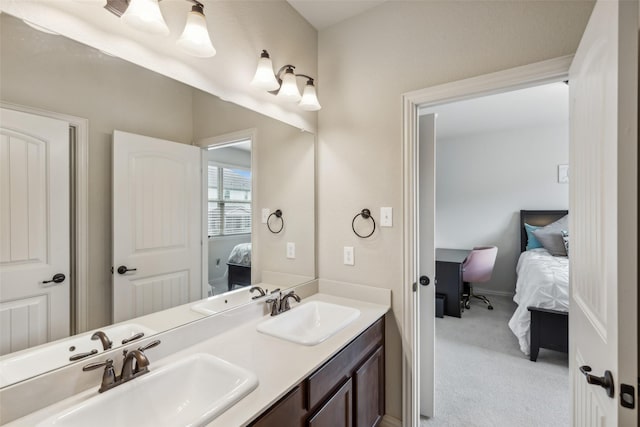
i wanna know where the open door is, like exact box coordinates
[112,130,202,323]
[568,0,638,425]
[418,113,436,417]
[0,108,70,354]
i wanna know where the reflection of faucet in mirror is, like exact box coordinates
[91,331,113,351]
[250,286,266,299]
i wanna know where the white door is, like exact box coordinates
[0,108,70,355]
[418,113,436,417]
[569,0,638,425]
[113,130,202,323]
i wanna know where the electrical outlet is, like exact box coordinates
[380,207,393,227]
[261,208,270,224]
[344,246,354,266]
[287,242,296,259]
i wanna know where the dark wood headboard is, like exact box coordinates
[520,210,568,252]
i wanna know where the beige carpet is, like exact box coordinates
[421,295,569,427]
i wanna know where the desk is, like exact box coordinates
[435,248,470,318]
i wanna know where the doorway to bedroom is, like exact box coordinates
[419,81,570,426]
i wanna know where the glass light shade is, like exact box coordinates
[277,69,302,103]
[176,9,216,58]
[299,82,321,111]
[251,56,280,91]
[121,0,169,35]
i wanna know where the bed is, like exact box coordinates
[508,210,569,361]
[227,243,251,291]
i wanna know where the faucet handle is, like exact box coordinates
[138,339,161,352]
[265,298,279,316]
[250,286,266,299]
[82,358,114,372]
[83,358,117,393]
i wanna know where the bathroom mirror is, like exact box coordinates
[0,13,315,387]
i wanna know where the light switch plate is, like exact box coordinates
[287,242,296,259]
[380,207,393,227]
[343,246,354,266]
[261,208,270,224]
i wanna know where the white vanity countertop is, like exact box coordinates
[3,290,390,427]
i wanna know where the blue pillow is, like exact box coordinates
[524,223,543,250]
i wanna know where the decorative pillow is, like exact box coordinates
[524,223,543,250]
[532,215,569,256]
[561,230,569,256]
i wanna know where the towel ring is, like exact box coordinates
[267,209,284,234]
[352,208,376,238]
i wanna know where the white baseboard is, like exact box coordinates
[380,415,402,427]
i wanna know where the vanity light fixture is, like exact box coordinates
[251,50,321,111]
[104,0,216,58]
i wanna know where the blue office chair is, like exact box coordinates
[461,246,498,310]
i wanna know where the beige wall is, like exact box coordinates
[317,1,593,419]
[0,14,194,329]
[192,91,316,284]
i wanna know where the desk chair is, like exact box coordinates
[461,246,498,310]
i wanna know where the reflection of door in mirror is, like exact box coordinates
[112,130,202,323]
[205,139,252,296]
[0,108,71,355]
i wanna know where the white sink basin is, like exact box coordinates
[257,301,360,346]
[36,353,258,427]
[0,323,156,388]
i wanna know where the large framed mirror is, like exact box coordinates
[0,12,315,387]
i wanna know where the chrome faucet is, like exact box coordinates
[265,290,300,316]
[83,340,161,393]
[91,331,113,351]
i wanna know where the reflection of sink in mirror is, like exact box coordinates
[257,301,360,346]
[36,353,258,427]
[0,323,155,388]
[191,284,281,316]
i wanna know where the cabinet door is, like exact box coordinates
[250,385,306,427]
[307,379,353,427]
[354,347,384,427]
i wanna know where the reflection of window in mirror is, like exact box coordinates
[206,140,252,297]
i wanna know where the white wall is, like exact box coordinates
[317,1,593,420]
[434,123,569,296]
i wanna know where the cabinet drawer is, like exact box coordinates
[249,384,307,427]
[306,318,383,411]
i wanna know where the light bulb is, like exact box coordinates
[121,0,169,35]
[177,4,216,58]
[299,80,321,111]
[251,50,280,91]
[277,67,302,103]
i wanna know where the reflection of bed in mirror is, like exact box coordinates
[227,243,252,291]
[508,210,569,362]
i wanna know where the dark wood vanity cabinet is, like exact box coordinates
[250,317,385,427]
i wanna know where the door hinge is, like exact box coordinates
[412,282,417,292]
[620,383,635,409]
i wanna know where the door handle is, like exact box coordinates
[579,365,615,398]
[116,266,137,275]
[43,273,66,284]
[419,275,430,286]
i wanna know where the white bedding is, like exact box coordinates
[228,243,251,267]
[508,248,569,355]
